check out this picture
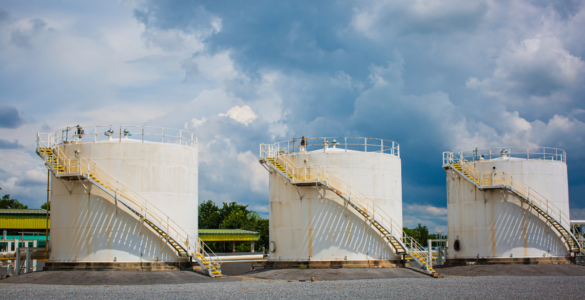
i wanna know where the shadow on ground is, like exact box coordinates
[0,270,240,285]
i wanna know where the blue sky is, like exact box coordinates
[1,0,584,232]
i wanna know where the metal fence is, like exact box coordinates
[454,147,566,163]
[38,125,197,149]
[267,137,400,157]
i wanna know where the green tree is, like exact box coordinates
[0,194,28,209]
[220,210,260,231]
[198,200,220,229]
[41,202,50,211]
[219,202,250,221]
[403,223,437,247]
[255,218,269,251]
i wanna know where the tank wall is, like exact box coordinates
[269,150,402,261]
[50,175,180,262]
[50,141,198,262]
[447,159,569,259]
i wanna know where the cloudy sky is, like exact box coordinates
[1,0,584,232]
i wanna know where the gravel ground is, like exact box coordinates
[437,264,585,277]
[1,276,585,299]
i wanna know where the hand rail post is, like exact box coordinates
[162,128,165,144]
[345,137,347,153]
[119,125,122,142]
[179,130,182,146]
[364,138,367,152]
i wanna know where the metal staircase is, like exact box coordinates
[260,144,437,275]
[443,152,581,254]
[36,141,222,278]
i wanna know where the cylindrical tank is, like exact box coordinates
[446,147,569,259]
[268,137,402,262]
[48,125,197,262]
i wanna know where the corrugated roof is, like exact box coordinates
[0,209,49,215]
[198,229,259,235]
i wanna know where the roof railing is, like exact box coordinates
[454,147,566,163]
[269,137,400,157]
[37,125,197,149]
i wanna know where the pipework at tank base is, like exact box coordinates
[264,259,405,269]
[43,261,196,271]
[443,256,573,266]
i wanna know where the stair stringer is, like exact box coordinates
[86,170,221,277]
[444,163,581,254]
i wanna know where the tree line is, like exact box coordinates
[403,223,443,247]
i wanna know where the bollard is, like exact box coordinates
[33,240,37,272]
[311,277,314,282]
[25,246,31,274]
[14,237,20,276]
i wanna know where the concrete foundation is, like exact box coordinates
[444,256,573,266]
[264,259,404,269]
[43,262,195,271]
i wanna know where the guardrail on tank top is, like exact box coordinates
[38,125,197,149]
[266,137,400,157]
[452,147,566,163]
[36,137,220,269]
[260,144,435,259]
[443,151,573,239]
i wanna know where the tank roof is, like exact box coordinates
[269,137,400,157]
[37,125,196,149]
[454,147,565,163]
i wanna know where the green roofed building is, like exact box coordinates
[0,210,259,253]
[0,209,50,250]
[0,209,50,234]
[199,229,260,252]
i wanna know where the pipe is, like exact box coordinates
[1,250,48,259]
[209,254,264,261]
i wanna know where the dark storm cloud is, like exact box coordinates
[10,18,47,48]
[1,0,584,224]
[134,0,585,216]
[0,105,25,128]
[0,7,10,23]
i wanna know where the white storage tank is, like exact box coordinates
[444,147,572,262]
[265,137,402,266]
[46,125,198,263]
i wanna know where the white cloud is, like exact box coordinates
[236,151,268,193]
[403,204,448,234]
[467,35,585,103]
[184,117,206,129]
[219,105,258,126]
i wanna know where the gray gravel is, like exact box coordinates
[1,276,585,299]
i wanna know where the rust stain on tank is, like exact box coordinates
[307,197,313,258]
[489,194,495,257]
[521,202,528,256]
[86,190,91,259]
